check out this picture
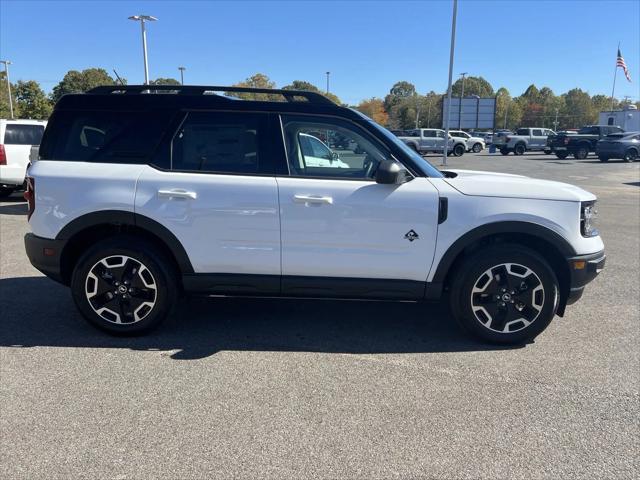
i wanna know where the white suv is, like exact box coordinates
[449,130,485,153]
[0,119,47,196]
[24,85,605,344]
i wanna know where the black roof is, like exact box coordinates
[54,84,359,119]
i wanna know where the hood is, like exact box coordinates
[441,169,596,202]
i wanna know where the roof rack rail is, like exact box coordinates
[86,85,336,105]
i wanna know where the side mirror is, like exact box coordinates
[375,160,410,185]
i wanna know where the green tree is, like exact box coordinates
[561,88,595,128]
[495,87,511,130]
[282,80,341,105]
[384,81,417,113]
[51,68,119,102]
[229,73,279,100]
[0,70,15,118]
[150,77,181,86]
[451,76,494,97]
[14,80,52,119]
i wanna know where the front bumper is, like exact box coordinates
[566,250,606,305]
[24,233,66,284]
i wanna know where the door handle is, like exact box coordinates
[158,189,197,200]
[293,194,333,205]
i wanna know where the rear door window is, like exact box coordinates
[4,124,45,145]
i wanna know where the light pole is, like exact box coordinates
[1,60,14,119]
[553,108,559,131]
[458,72,467,130]
[128,15,157,85]
[325,71,330,94]
[442,0,458,166]
[178,66,186,85]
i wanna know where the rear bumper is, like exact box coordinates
[566,250,606,305]
[0,165,26,187]
[24,233,66,284]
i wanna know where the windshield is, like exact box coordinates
[351,111,443,178]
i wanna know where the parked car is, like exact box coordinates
[547,125,625,159]
[24,84,605,344]
[469,131,493,145]
[398,129,467,156]
[493,128,556,155]
[0,119,47,197]
[449,130,485,153]
[596,131,640,162]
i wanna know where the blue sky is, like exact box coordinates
[1,0,639,104]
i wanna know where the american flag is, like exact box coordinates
[617,48,632,82]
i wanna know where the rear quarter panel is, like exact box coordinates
[28,161,144,239]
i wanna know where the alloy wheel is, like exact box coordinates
[85,255,157,324]
[470,262,544,333]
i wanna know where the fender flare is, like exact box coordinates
[56,210,194,273]
[431,221,576,284]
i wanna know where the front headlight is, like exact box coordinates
[581,201,599,237]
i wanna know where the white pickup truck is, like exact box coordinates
[493,128,555,155]
[398,129,467,156]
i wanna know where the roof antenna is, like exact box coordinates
[112,69,124,85]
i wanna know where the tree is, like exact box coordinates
[282,80,341,105]
[51,68,119,102]
[561,88,595,128]
[355,97,388,125]
[0,70,15,118]
[384,81,417,112]
[230,73,279,100]
[451,76,494,97]
[150,77,181,86]
[14,80,52,119]
[495,88,512,130]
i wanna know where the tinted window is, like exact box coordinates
[532,129,543,136]
[423,130,435,138]
[171,112,264,174]
[282,115,391,180]
[45,110,173,164]
[4,124,44,145]
[578,126,598,135]
[516,128,529,135]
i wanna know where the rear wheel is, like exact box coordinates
[514,143,526,155]
[623,149,638,162]
[71,236,177,335]
[556,152,569,160]
[472,143,483,153]
[449,245,559,344]
[453,144,465,157]
[0,186,15,198]
[573,145,589,159]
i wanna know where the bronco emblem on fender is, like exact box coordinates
[404,230,419,242]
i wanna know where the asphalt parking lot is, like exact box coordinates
[1,151,638,479]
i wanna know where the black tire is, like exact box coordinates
[556,152,569,160]
[514,143,526,156]
[623,148,638,162]
[500,148,510,156]
[573,145,589,159]
[0,186,15,198]
[472,143,483,153]
[449,245,559,344]
[71,235,178,335]
[598,155,609,162]
[453,144,465,157]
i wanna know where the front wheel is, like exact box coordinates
[598,155,609,162]
[71,236,178,335]
[556,152,569,160]
[623,149,638,162]
[472,143,483,153]
[574,145,589,159]
[449,245,559,344]
[453,144,465,156]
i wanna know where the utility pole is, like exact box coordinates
[325,71,330,94]
[128,15,158,85]
[178,66,186,85]
[1,60,14,119]
[553,108,559,131]
[458,72,467,130]
[442,0,458,166]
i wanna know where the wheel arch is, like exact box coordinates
[431,221,575,315]
[56,210,194,285]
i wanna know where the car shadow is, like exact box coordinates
[624,182,640,187]
[0,276,523,360]
[0,202,27,215]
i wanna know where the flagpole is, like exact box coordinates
[610,41,620,112]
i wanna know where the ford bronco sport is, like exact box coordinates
[24,85,605,344]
